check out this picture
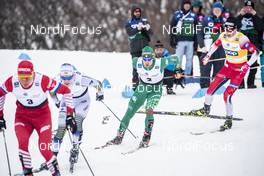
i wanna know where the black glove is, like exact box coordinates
[174,68,185,89]
[0,117,6,130]
[66,113,77,133]
[96,92,104,101]
[55,101,60,108]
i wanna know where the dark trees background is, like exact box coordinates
[0,0,263,51]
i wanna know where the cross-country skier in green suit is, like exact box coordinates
[108,46,181,148]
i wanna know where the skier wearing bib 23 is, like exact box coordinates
[0,59,76,176]
[108,46,180,148]
[191,17,260,131]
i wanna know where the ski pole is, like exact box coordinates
[208,58,225,62]
[2,130,12,176]
[100,101,138,139]
[67,129,95,176]
[250,64,264,69]
[163,75,213,80]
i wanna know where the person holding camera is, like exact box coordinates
[237,0,263,88]
[125,5,153,91]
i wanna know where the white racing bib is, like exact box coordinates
[68,73,88,98]
[12,73,48,107]
[137,57,163,84]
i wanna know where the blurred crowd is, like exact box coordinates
[125,0,264,94]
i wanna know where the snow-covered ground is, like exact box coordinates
[0,50,264,176]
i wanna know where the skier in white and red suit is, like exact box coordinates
[0,59,77,176]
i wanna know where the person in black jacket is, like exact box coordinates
[192,0,204,77]
[237,0,263,89]
[125,5,153,90]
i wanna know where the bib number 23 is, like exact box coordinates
[27,99,34,105]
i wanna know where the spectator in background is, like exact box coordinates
[196,2,226,88]
[125,5,153,91]
[213,0,231,22]
[237,0,263,89]
[154,40,180,95]
[192,0,204,27]
[154,40,184,95]
[170,0,197,84]
[192,0,204,76]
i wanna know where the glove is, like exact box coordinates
[96,92,104,101]
[0,117,6,130]
[55,101,60,108]
[174,68,184,79]
[202,54,210,65]
[174,73,183,79]
[240,63,250,75]
[137,23,143,30]
[66,113,77,133]
[199,47,208,53]
[144,24,151,31]
[174,68,185,89]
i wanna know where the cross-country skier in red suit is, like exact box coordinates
[190,17,261,131]
[0,59,77,176]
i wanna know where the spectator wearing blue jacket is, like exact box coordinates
[170,0,197,83]
[154,40,183,95]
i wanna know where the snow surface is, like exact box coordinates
[0,50,264,176]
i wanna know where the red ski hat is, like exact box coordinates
[17,60,34,78]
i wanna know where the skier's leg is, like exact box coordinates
[219,85,237,131]
[110,85,147,144]
[15,117,34,175]
[35,111,60,176]
[205,73,229,108]
[220,70,244,131]
[72,98,89,146]
[140,85,162,147]
[119,85,147,132]
[223,85,237,117]
[192,66,229,116]
[70,99,89,163]
[52,103,67,156]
